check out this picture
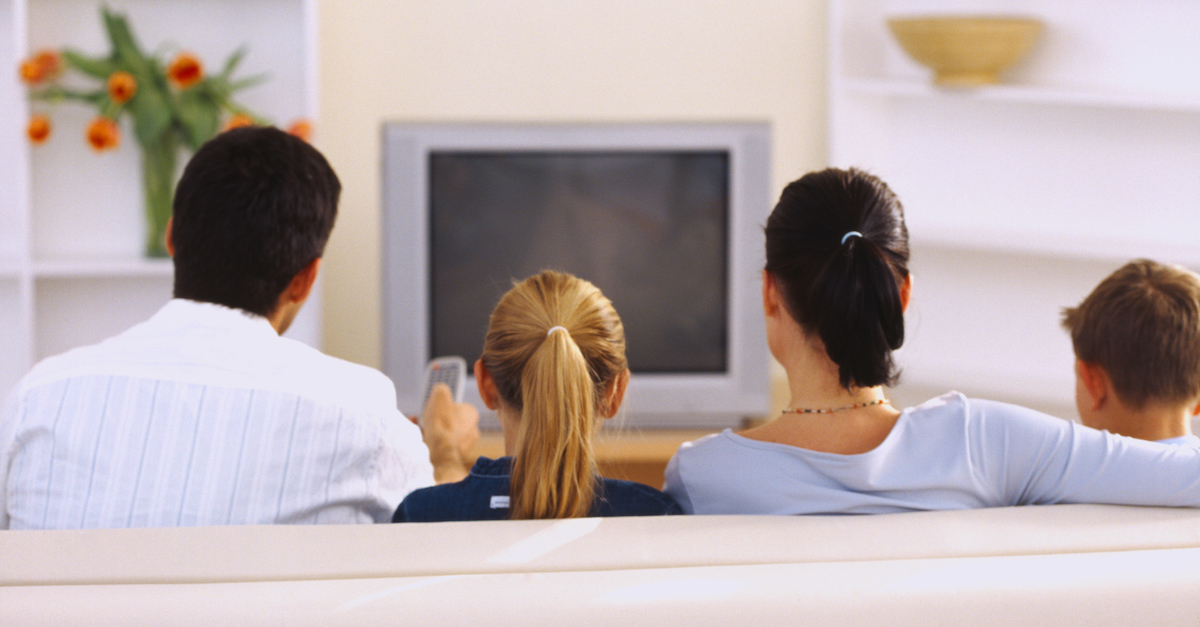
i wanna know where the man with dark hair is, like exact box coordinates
[1063,259,1200,445]
[170,124,341,323]
[0,127,477,529]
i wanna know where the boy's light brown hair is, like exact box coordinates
[1062,259,1200,409]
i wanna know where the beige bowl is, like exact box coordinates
[888,16,1042,86]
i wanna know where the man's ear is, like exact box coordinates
[1077,359,1110,411]
[165,217,175,257]
[284,258,321,305]
[474,359,500,410]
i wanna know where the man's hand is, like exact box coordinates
[422,383,480,484]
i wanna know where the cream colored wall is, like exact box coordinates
[317,0,828,369]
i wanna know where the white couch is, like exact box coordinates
[4,504,1200,625]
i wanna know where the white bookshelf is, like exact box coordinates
[829,0,1200,415]
[0,0,320,397]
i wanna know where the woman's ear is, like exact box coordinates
[474,359,501,410]
[762,270,781,318]
[900,273,913,313]
[600,369,630,419]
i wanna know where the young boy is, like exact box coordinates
[1062,259,1200,445]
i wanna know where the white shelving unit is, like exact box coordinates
[829,0,1200,415]
[0,0,320,397]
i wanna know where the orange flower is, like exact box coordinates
[107,71,137,104]
[223,113,255,131]
[19,49,61,85]
[287,119,313,142]
[19,59,42,84]
[35,50,61,78]
[167,52,203,89]
[27,114,51,144]
[85,117,120,151]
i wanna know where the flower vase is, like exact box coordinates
[140,134,177,258]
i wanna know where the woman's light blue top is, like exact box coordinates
[663,392,1200,515]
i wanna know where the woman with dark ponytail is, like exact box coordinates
[664,168,1200,515]
[393,270,681,521]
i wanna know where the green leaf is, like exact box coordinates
[102,7,152,75]
[192,77,225,100]
[135,58,173,101]
[176,89,220,150]
[128,84,174,147]
[28,85,107,106]
[227,73,268,93]
[61,49,118,79]
[220,47,247,80]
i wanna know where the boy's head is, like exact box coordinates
[1063,259,1200,434]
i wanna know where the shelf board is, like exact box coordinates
[840,77,1200,114]
[0,257,24,279]
[33,257,174,279]
[908,224,1200,268]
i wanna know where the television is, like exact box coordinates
[381,122,771,428]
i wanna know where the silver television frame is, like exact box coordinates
[381,121,771,428]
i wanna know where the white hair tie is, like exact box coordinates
[841,231,863,245]
[547,326,569,337]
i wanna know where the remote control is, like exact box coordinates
[420,356,467,420]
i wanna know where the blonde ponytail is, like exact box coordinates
[511,330,596,518]
[480,271,627,520]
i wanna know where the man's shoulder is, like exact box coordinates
[270,337,399,405]
[12,305,399,416]
[14,332,132,394]
[13,300,186,392]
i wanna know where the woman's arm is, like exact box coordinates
[976,399,1200,507]
[661,452,697,514]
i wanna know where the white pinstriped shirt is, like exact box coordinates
[0,299,433,529]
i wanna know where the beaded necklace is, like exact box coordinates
[782,398,890,414]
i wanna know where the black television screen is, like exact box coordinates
[428,151,729,373]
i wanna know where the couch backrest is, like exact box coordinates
[4,504,1200,586]
[6,505,1200,626]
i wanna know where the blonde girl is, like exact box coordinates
[394,270,681,521]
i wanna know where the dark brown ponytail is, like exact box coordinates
[764,168,910,388]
